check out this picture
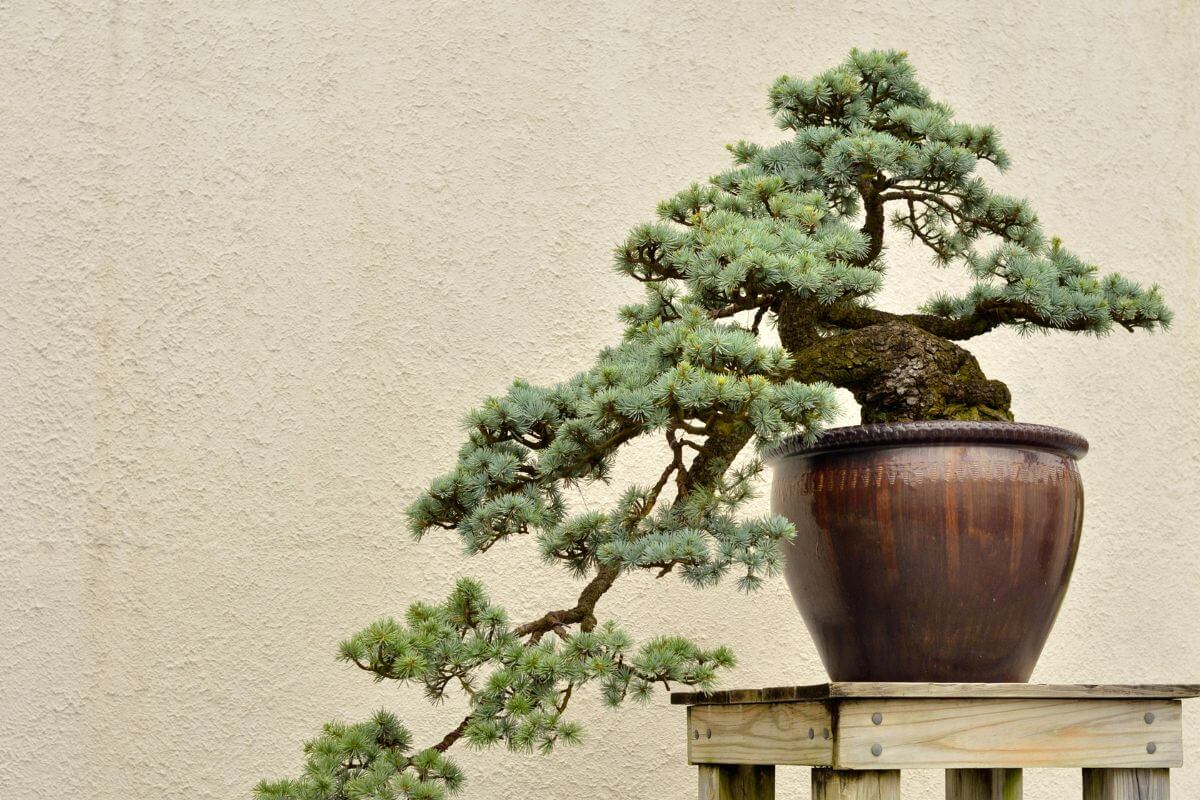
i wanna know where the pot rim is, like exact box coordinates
[764,420,1088,462]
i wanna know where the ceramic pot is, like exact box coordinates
[767,421,1087,682]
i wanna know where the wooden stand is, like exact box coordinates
[673,683,1200,799]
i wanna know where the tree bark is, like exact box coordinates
[856,179,887,266]
[790,320,1013,423]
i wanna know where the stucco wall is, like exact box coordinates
[2,2,1198,798]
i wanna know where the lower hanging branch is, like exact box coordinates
[257,569,739,800]
[259,407,816,800]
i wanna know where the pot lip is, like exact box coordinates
[764,420,1089,462]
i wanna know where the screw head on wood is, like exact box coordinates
[706,729,711,739]
[871,743,883,757]
[1145,712,1156,725]
[1147,742,1157,754]
[807,728,815,740]
[692,729,699,740]
[823,728,830,740]
[871,712,883,725]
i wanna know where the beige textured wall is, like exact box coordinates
[2,2,1198,798]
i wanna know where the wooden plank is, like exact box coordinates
[697,764,775,800]
[674,685,835,705]
[812,768,900,799]
[671,683,1200,705]
[837,698,1181,769]
[674,685,827,705]
[1082,768,1170,799]
[832,684,1200,700]
[946,768,1023,799]
[687,701,833,766]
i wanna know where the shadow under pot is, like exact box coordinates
[767,421,1087,683]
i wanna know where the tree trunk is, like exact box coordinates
[790,320,1013,423]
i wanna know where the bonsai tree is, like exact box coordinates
[258,49,1170,800]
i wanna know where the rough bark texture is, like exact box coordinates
[789,320,1013,423]
[777,286,1016,424]
[855,180,887,267]
[777,294,825,354]
[690,426,757,483]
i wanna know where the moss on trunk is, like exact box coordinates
[789,320,1013,423]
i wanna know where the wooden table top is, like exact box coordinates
[670,682,1200,706]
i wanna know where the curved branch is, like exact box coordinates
[822,298,1102,341]
[513,563,621,639]
[430,716,471,753]
[823,301,997,340]
[879,188,1018,241]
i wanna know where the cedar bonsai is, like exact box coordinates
[258,49,1170,800]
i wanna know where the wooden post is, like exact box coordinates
[947,768,1022,799]
[812,768,900,799]
[1082,769,1169,799]
[697,764,774,799]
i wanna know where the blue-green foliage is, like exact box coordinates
[259,580,734,800]
[616,185,876,322]
[255,709,461,800]
[616,47,1169,335]
[924,238,1171,334]
[335,580,734,749]
[406,306,836,579]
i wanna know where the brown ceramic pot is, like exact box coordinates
[767,421,1087,682]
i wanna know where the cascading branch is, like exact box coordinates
[259,49,1170,799]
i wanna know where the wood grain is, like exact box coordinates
[697,764,775,800]
[837,698,1181,769]
[671,683,1200,706]
[812,768,900,799]
[687,702,833,766]
[946,768,1023,799]
[1082,768,1170,799]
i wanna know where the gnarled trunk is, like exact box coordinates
[787,320,1013,423]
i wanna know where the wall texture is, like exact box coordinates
[2,2,1198,798]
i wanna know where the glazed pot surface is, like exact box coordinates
[769,422,1086,683]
